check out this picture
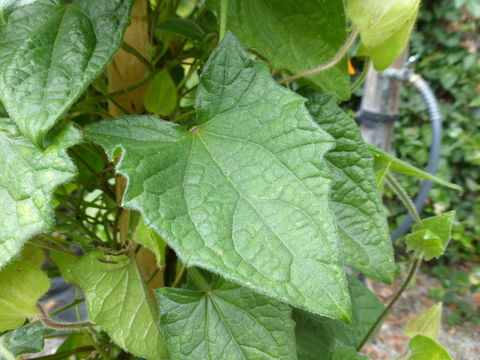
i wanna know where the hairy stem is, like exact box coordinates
[36,303,92,330]
[279,28,359,83]
[356,256,422,351]
[386,173,423,227]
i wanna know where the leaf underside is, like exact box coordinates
[156,277,296,360]
[0,118,80,268]
[210,0,350,100]
[72,252,169,360]
[87,33,351,320]
[302,91,395,283]
[0,0,133,146]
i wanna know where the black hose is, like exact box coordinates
[390,70,443,240]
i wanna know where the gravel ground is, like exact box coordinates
[362,266,480,360]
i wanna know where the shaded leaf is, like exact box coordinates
[293,310,333,360]
[0,0,134,146]
[50,251,79,284]
[405,212,455,260]
[87,34,351,319]
[72,252,169,360]
[407,335,453,360]
[293,276,383,359]
[303,92,394,283]
[0,119,80,267]
[331,345,368,360]
[2,322,47,357]
[156,274,296,360]
[144,70,177,117]
[367,145,462,191]
[209,0,350,99]
[156,18,205,41]
[404,303,443,340]
[135,217,167,267]
[0,261,50,331]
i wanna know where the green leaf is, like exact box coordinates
[404,303,443,340]
[50,251,79,284]
[209,0,350,100]
[0,119,80,267]
[405,212,455,260]
[2,322,47,357]
[347,0,420,70]
[407,335,453,360]
[135,217,167,267]
[156,274,296,360]
[358,13,418,71]
[293,276,383,359]
[293,310,333,360]
[72,252,169,360]
[367,145,462,191]
[0,261,50,331]
[156,18,206,41]
[331,345,368,360]
[0,0,134,146]
[303,92,394,283]
[144,70,177,117]
[87,33,351,320]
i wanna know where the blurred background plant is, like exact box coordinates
[380,0,479,325]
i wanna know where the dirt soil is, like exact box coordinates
[361,266,480,360]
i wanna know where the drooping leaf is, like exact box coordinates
[72,252,169,360]
[405,211,455,260]
[0,0,134,146]
[357,13,418,71]
[0,261,50,331]
[293,276,383,359]
[293,310,333,360]
[144,70,177,117]
[156,274,296,360]
[404,303,443,341]
[156,18,206,41]
[367,145,462,191]
[331,345,369,360]
[0,119,80,268]
[347,0,420,70]
[1,322,47,357]
[87,33,351,320]
[407,335,453,360]
[302,92,394,283]
[208,0,350,100]
[135,217,167,267]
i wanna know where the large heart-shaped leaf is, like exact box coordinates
[156,273,296,360]
[0,0,133,146]
[87,33,351,320]
[0,119,80,268]
[302,92,394,283]
[72,252,169,360]
[208,0,350,100]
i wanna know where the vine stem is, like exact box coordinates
[385,172,423,227]
[356,256,422,351]
[219,0,228,40]
[279,28,359,84]
[36,303,92,330]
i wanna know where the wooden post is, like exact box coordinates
[358,50,409,150]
